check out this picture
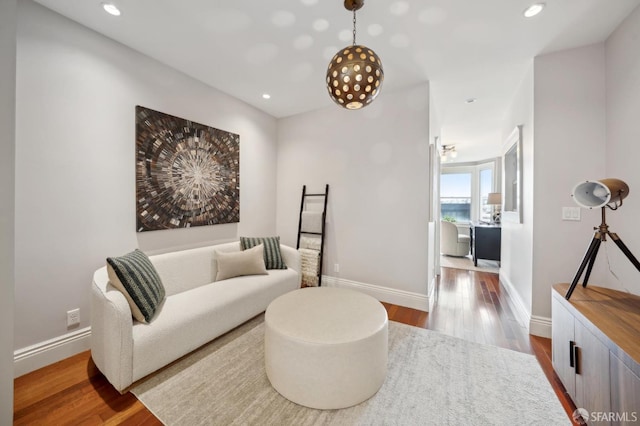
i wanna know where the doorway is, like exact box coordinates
[439,159,501,273]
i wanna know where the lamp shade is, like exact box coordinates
[571,178,629,209]
[326,45,383,110]
[487,192,502,205]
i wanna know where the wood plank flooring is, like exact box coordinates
[14,267,576,425]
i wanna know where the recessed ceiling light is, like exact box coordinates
[466,98,477,104]
[523,3,545,18]
[262,94,271,100]
[102,3,121,16]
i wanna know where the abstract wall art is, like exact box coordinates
[135,106,240,232]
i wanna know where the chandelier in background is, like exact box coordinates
[326,0,384,110]
[440,145,458,162]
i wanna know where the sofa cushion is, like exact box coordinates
[215,244,268,281]
[240,236,287,270]
[131,268,300,382]
[106,249,165,323]
[151,242,240,296]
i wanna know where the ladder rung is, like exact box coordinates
[301,231,322,235]
[304,193,326,197]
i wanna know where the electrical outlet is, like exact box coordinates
[67,308,80,327]
[334,263,340,273]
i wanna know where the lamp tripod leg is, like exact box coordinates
[582,238,602,288]
[608,232,640,272]
[565,235,601,300]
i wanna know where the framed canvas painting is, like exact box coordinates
[135,106,239,232]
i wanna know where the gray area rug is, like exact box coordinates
[131,315,568,425]
[440,254,500,273]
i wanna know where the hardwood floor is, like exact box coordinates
[13,350,159,426]
[13,267,576,425]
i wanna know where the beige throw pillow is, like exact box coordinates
[215,244,268,281]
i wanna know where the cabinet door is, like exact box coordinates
[610,353,640,425]
[552,297,576,396]
[474,227,501,261]
[574,321,611,416]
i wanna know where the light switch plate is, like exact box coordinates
[562,207,581,221]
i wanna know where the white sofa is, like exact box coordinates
[91,241,301,393]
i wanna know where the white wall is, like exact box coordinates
[276,84,431,307]
[605,5,640,296]
[0,0,17,419]
[501,43,619,337]
[14,1,278,371]
[500,64,534,322]
[531,44,608,328]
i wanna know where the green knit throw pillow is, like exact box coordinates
[106,249,165,323]
[239,236,287,270]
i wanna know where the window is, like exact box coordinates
[440,172,472,222]
[440,161,497,224]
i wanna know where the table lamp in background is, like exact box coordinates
[487,192,502,224]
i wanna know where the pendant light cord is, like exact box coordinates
[352,8,357,46]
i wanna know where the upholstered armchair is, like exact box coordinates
[440,220,470,257]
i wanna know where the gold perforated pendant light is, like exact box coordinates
[326,0,383,110]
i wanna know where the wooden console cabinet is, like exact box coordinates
[552,284,640,425]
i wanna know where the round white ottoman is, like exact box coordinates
[264,287,388,409]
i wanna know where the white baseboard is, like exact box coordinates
[321,275,429,312]
[10,276,550,378]
[498,274,552,338]
[11,277,429,376]
[14,326,91,378]
[498,273,531,331]
[529,315,552,338]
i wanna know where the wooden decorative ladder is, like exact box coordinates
[296,184,329,286]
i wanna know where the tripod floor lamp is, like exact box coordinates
[565,178,640,300]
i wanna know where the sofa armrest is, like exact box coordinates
[91,267,134,393]
[280,244,302,286]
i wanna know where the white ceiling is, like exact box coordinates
[33,0,640,162]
